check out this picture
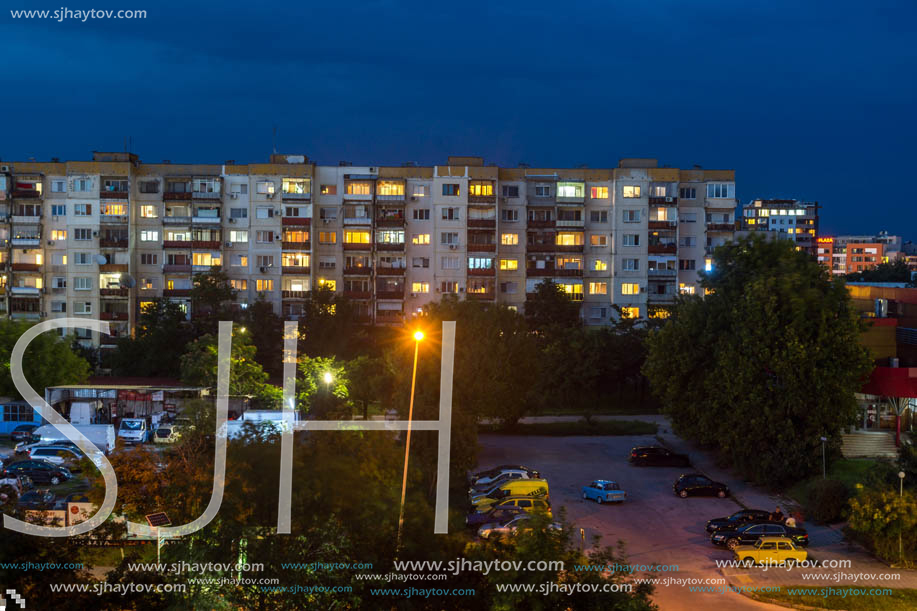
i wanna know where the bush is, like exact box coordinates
[805,478,849,523]
[848,487,917,567]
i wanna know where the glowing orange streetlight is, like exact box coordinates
[396,330,425,554]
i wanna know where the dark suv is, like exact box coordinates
[705,509,772,533]
[711,522,809,550]
[673,473,729,498]
[10,424,39,443]
[3,460,72,486]
[630,446,690,467]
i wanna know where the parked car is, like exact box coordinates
[471,479,549,511]
[9,424,39,443]
[118,418,152,445]
[733,536,808,567]
[15,440,81,457]
[154,425,182,444]
[630,446,690,467]
[712,522,809,551]
[469,469,540,495]
[466,506,526,528]
[17,490,56,510]
[581,480,626,504]
[673,473,729,498]
[3,460,72,486]
[478,513,562,539]
[481,495,553,516]
[469,465,535,486]
[706,509,772,533]
[28,446,84,470]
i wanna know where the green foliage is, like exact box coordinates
[298,285,367,358]
[190,265,237,332]
[242,294,284,377]
[848,488,917,566]
[346,355,395,420]
[180,330,280,407]
[523,280,581,333]
[111,298,195,378]
[296,355,349,418]
[644,236,875,487]
[0,320,91,400]
[805,478,849,523]
[846,259,913,285]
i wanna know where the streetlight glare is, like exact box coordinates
[323,372,333,384]
[413,330,425,341]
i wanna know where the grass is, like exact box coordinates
[485,419,657,436]
[747,587,917,610]
[787,458,880,508]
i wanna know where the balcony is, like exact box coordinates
[100,264,128,273]
[555,268,584,277]
[344,290,372,300]
[163,216,192,225]
[556,219,584,228]
[192,215,221,224]
[648,244,677,254]
[163,289,192,297]
[468,194,496,204]
[527,220,555,228]
[11,263,40,272]
[10,286,40,295]
[467,268,495,276]
[281,266,310,275]
[100,189,128,199]
[376,290,404,300]
[649,196,677,206]
[162,240,191,249]
[376,243,405,252]
[467,243,496,253]
[376,311,404,324]
[706,223,735,232]
[193,190,222,202]
[282,290,308,299]
[192,240,222,250]
[468,219,496,229]
[12,188,41,199]
[10,237,40,247]
[100,288,130,296]
[466,291,495,300]
[11,214,41,224]
[281,191,311,201]
[282,241,310,250]
[164,192,192,201]
[555,244,584,253]
[343,216,372,226]
[163,264,192,273]
[100,215,129,224]
[10,312,41,320]
[527,243,555,252]
[648,292,677,303]
[375,216,405,228]
[100,312,129,321]
[648,220,677,230]
[526,268,555,277]
[343,242,372,251]
[376,267,405,276]
[343,266,372,275]
[648,269,677,277]
[99,238,129,248]
[282,217,310,226]
[100,335,120,346]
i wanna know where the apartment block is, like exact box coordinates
[741,198,819,255]
[0,153,736,347]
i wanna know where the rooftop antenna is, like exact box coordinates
[272,126,277,155]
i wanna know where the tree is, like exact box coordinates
[346,355,395,420]
[845,259,913,285]
[0,320,90,400]
[191,265,237,333]
[299,285,367,359]
[180,330,281,408]
[111,298,195,378]
[243,294,284,377]
[296,355,349,418]
[848,487,917,566]
[644,236,874,486]
[523,280,581,335]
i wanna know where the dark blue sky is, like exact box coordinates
[3,0,915,236]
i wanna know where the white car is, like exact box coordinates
[471,468,540,489]
[478,513,562,539]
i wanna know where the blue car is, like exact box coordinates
[582,480,626,504]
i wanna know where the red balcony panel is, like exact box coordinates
[282,217,311,226]
[100,264,129,273]
[468,195,496,204]
[467,243,496,252]
[11,263,41,272]
[376,290,404,300]
[192,240,222,250]
[468,219,496,228]
[164,192,192,200]
[375,312,404,323]
[344,290,372,300]
[163,264,192,273]
[376,267,405,276]
[100,191,128,199]
[375,218,405,227]
[343,243,372,251]
[100,288,129,297]
[281,266,310,274]
[526,244,555,253]
[649,197,677,206]
[648,244,677,254]
[526,268,555,277]
[555,268,584,277]
[376,243,405,252]
[648,221,677,230]
[163,240,191,249]
[99,239,129,248]
[467,268,495,276]
[343,266,372,275]
[163,289,191,297]
[282,241,310,250]
[527,220,555,228]
[100,312,129,321]
[282,290,308,299]
[555,245,584,253]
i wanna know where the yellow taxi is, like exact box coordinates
[733,536,808,567]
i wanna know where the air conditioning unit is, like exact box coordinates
[665,196,673,202]
[369,167,377,173]
[274,210,280,216]
[410,196,417,201]
[93,231,99,237]
[229,193,239,199]
[228,218,236,223]
[259,266,266,273]
[0,165,10,173]
[449,244,456,250]
[266,192,275,199]
[47,240,54,245]
[225,242,233,248]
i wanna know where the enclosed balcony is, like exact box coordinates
[555,231,584,253]
[281,178,311,201]
[527,232,556,252]
[376,230,405,252]
[468,206,496,229]
[375,207,405,227]
[11,203,42,224]
[555,181,585,204]
[526,209,554,228]
[376,179,406,202]
[376,277,405,300]
[192,205,221,224]
[343,204,372,226]
[467,257,495,276]
[164,179,192,200]
[12,177,42,199]
[163,204,192,224]
[343,178,374,201]
[282,229,310,250]
[282,203,311,225]
[468,180,496,204]
[281,252,310,274]
[467,230,496,252]
[647,236,677,254]
[556,208,584,228]
[101,177,129,199]
[376,256,406,276]
[11,230,40,248]
[100,227,129,248]
[466,278,495,299]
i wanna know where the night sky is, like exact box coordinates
[3,0,915,236]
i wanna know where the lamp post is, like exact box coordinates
[899,471,906,563]
[396,330,424,555]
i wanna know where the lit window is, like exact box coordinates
[590,234,608,247]
[589,282,607,295]
[193,252,221,267]
[100,203,126,216]
[346,181,372,195]
[319,231,337,244]
[500,259,518,271]
[412,234,430,245]
[679,283,696,295]
[593,259,608,271]
[282,178,310,195]
[622,186,641,198]
[377,180,405,196]
[468,182,493,196]
[649,309,670,319]
[344,231,371,244]
[621,283,639,295]
[230,279,247,290]
[50,230,67,241]
[501,233,518,246]
[558,283,584,300]
[320,184,337,195]
[140,230,159,242]
[591,186,609,199]
[557,182,584,198]
[442,184,459,196]
[318,279,336,291]
[140,205,158,218]
[556,232,583,246]
[621,307,639,319]
[411,282,430,293]
[256,181,276,195]
[704,258,712,272]
[256,279,274,292]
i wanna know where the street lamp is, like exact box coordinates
[396,329,424,554]
[323,372,333,385]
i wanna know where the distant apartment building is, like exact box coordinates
[0,153,736,347]
[817,232,899,275]
[741,199,819,255]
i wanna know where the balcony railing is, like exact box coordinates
[163,216,192,224]
[375,311,404,323]
[100,190,128,199]
[467,219,496,228]
[192,240,222,250]
[162,240,191,249]
[10,286,40,295]
[100,288,130,296]
[282,217,310,226]
[466,291,495,300]
[281,191,311,201]
[376,267,405,276]
[10,238,40,247]
[192,190,223,201]
[648,292,677,302]
[648,244,677,254]
[12,189,41,199]
[376,290,404,300]
[467,243,496,252]
[467,268,495,276]
[555,268,584,277]
[527,243,555,252]
[376,243,405,252]
[648,220,677,230]
[282,241,310,250]
[344,290,372,300]
[649,196,677,206]
[11,214,41,224]
[706,223,734,231]
[556,219,584,228]
[99,312,129,321]
[99,238,129,248]
[526,268,555,277]
[163,264,192,273]
[343,266,372,275]
[648,269,677,277]
[100,215,129,224]
[11,263,40,272]
[282,290,308,299]
[281,266,310,275]
[100,263,129,273]
[163,289,192,297]
[343,242,372,251]
[343,216,372,226]
[375,216,405,227]
[527,219,555,228]
[555,244,584,253]
[192,215,221,224]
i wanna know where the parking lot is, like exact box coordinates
[478,433,789,610]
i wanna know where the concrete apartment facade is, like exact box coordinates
[0,153,736,348]
[741,198,819,256]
